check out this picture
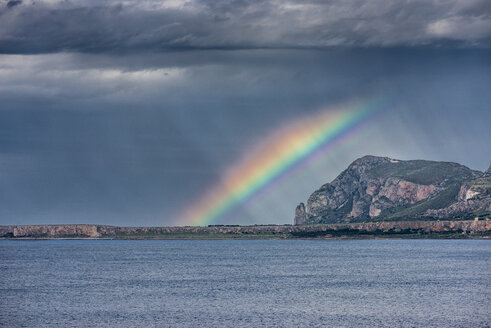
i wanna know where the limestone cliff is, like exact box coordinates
[2,220,490,238]
[426,163,491,219]
[296,155,490,224]
[6,224,101,237]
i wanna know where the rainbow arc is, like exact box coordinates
[175,98,388,226]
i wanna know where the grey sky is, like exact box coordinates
[0,0,490,226]
[1,0,491,52]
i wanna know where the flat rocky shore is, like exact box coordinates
[1,220,490,239]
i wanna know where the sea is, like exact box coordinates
[1,239,490,327]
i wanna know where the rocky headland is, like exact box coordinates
[2,156,490,239]
[295,155,491,225]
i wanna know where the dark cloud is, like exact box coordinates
[0,0,490,54]
[6,0,22,8]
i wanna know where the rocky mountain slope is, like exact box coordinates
[295,156,491,224]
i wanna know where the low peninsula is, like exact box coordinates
[1,220,490,239]
[2,156,489,240]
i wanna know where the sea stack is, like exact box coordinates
[294,202,307,225]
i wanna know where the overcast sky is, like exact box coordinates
[1,0,490,226]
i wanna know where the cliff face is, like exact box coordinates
[297,155,490,224]
[426,164,491,219]
[10,225,101,237]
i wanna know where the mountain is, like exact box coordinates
[294,156,491,224]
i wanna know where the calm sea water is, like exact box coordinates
[0,239,490,327]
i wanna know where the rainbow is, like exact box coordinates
[175,98,389,226]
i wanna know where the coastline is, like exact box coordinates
[2,236,490,240]
[1,220,490,240]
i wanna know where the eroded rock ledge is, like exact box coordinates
[1,220,490,239]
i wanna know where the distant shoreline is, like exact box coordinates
[2,236,490,240]
[1,220,490,240]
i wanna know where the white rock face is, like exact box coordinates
[374,178,438,204]
[465,189,480,200]
[458,184,481,201]
[369,204,382,217]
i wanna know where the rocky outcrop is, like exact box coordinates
[426,199,491,219]
[485,164,491,177]
[297,155,489,224]
[425,165,491,219]
[10,224,100,237]
[294,203,307,225]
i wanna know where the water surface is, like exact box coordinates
[1,239,490,327]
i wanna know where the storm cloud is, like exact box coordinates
[1,0,490,54]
